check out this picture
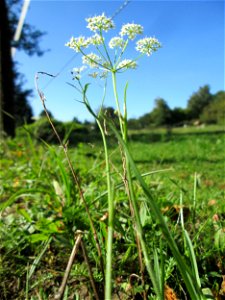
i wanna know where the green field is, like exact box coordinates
[0,126,225,299]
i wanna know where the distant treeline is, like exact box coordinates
[127,85,224,129]
[17,85,224,143]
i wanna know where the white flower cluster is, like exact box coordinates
[72,66,87,80]
[120,23,143,40]
[108,37,125,49]
[65,36,89,52]
[66,14,161,79]
[136,37,161,56]
[87,33,104,46]
[117,59,137,70]
[86,13,114,32]
[82,53,102,68]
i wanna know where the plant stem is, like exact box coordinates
[111,72,124,137]
[96,119,114,300]
[54,231,83,300]
[35,72,105,279]
[111,72,162,299]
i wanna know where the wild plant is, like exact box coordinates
[35,13,209,299]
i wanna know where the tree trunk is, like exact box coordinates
[0,0,15,138]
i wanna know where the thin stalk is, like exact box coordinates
[111,73,162,299]
[78,79,114,300]
[114,39,129,67]
[193,172,197,224]
[54,231,83,300]
[80,239,100,300]
[96,119,114,300]
[99,29,113,68]
[111,72,124,137]
[35,72,105,279]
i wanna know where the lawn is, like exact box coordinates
[0,125,224,299]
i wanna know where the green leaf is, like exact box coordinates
[29,233,49,243]
[214,228,225,251]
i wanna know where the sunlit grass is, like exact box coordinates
[0,126,224,299]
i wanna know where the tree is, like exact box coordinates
[200,91,225,124]
[0,0,45,137]
[39,109,53,119]
[187,85,212,120]
[150,98,172,126]
[171,107,188,126]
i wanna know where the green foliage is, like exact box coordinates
[127,87,223,130]
[7,0,46,56]
[17,117,100,144]
[150,98,172,126]
[14,78,33,127]
[3,0,46,132]
[171,107,188,126]
[200,91,225,124]
[0,127,224,299]
[187,85,212,120]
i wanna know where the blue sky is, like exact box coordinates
[15,0,224,122]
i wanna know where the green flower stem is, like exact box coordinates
[80,79,114,298]
[96,119,114,300]
[114,39,129,67]
[99,29,113,68]
[111,71,124,138]
[111,72,162,298]
[76,45,111,71]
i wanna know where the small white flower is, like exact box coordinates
[71,66,87,80]
[86,13,114,32]
[72,66,87,73]
[136,37,161,56]
[108,36,125,49]
[117,59,137,70]
[82,53,102,68]
[65,36,89,52]
[87,33,104,46]
[120,23,143,40]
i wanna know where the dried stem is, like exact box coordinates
[54,231,83,300]
[35,72,105,279]
[80,239,100,300]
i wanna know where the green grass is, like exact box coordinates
[0,126,224,299]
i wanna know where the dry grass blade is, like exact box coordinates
[54,231,83,300]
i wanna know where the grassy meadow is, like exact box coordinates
[0,125,225,299]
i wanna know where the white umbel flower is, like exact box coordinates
[120,23,143,40]
[108,37,125,49]
[136,37,161,56]
[87,33,104,46]
[86,13,114,32]
[82,53,102,68]
[65,36,89,52]
[117,59,137,70]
